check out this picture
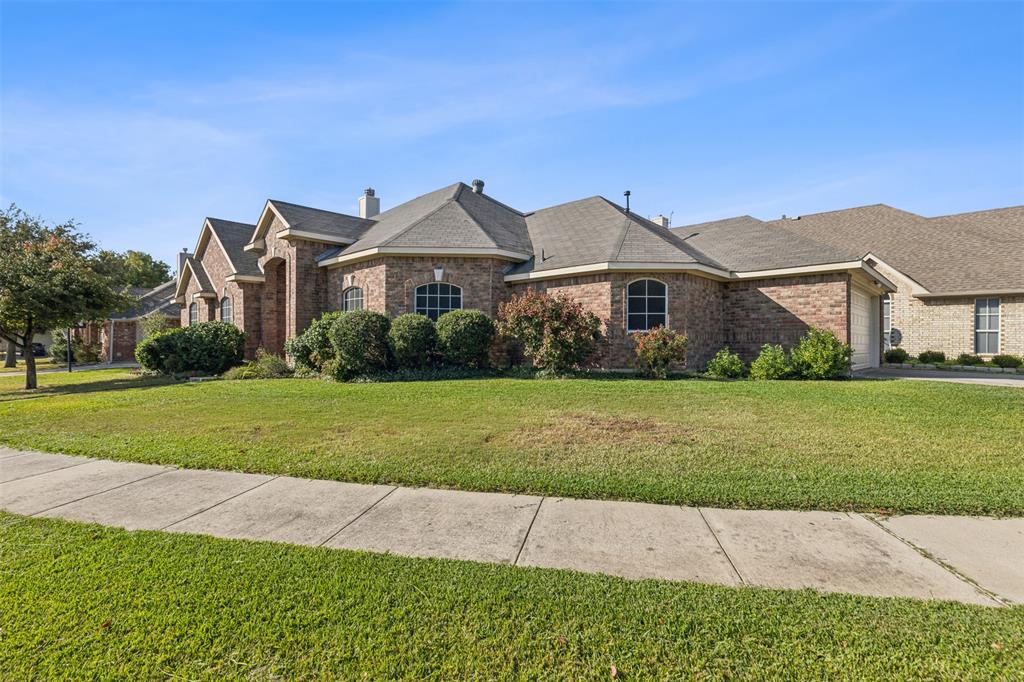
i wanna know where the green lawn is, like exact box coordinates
[1,369,1022,515]
[0,357,60,373]
[2,513,1020,679]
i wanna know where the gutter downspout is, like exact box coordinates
[109,320,115,363]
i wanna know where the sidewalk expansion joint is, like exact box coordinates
[160,475,280,531]
[514,497,545,566]
[697,507,745,585]
[858,513,1008,607]
[2,458,95,484]
[317,485,399,547]
[30,468,174,517]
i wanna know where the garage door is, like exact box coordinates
[850,286,879,370]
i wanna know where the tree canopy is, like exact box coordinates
[0,204,133,388]
[94,249,172,289]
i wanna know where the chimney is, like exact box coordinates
[177,248,189,278]
[359,188,380,219]
[471,179,485,194]
[651,214,670,228]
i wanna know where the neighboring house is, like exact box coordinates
[175,180,898,370]
[85,281,180,362]
[680,205,1023,359]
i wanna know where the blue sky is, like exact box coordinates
[2,1,1021,269]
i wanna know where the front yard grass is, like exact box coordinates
[2,513,1021,679]
[0,369,1021,515]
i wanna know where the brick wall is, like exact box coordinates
[257,223,329,351]
[723,273,849,361]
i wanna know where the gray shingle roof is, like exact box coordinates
[671,215,859,272]
[111,280,178,320]
[765,204,1024,293]
[338,183,531,256]
[181,255,213,292]
[507,196,722,275]
[206,218,263,277]
[268,200,375,242]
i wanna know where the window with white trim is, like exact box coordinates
[975,298,1000,354]
[188,302,198,326]
[414,282,462,320]
[220,296,232,324]
[342,287,364,311]
[882,294,892,350]
[627,279,667,331]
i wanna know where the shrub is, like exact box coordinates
[135,322,244,375]
[631,326,687,379]
[884,348,909,364]
[284,311,343,373]
[328,310,391,379]
[224,349,293,379]
[749,344,791,380]
[498,289,603,376]
[49,331,76,363]
[389,314,438,369]
[992,354,1022,369]
[77,342,102,364]
[705,347,745,378]
[789,327,852,379]
[917,350,946,364]
[140,312,174,339]
[436,310,495,369]
[955,353,983,366]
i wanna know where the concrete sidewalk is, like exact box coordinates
[2,448,1021,607]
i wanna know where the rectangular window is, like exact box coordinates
[882,295,892,350]
[974,298,1000,354]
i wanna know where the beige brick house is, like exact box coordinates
[176,180,953,370]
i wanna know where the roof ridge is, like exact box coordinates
[930,204,1024,219]
[524,194,603,216]
[765,203,917,223]
[267,199,362,220]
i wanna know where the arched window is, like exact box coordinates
[220,296,233,323]
[342,287,364,311]
[415,282,462,320]
[188,302,198,326]
[627,279,667,332]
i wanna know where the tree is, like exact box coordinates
[3,339,15,368]
[0,205,133,389]
[94,249,172,289]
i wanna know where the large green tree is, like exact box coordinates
[0,205,132,389]
[94,249,172,289]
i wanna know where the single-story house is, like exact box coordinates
[175,180,920,370]
[84,281,180,362]
[680,204,1022,359]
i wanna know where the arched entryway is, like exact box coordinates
[262,257,287,355]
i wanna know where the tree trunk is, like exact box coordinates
[3,339,15,368]
[24,319,36,390]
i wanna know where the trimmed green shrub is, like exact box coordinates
[328,310,391,380]
[789,327,852,379]
[631,326,687,379]
[955,353,983,366]
[917,350,946,364]
[284,311,343,373]
[705,347,745,378]
[883,348,909,364]
[436,310,495,369]
[389,314,437,369]
[498,289,603,376]
[992,354,1022,369]
[140,312,174,339]
[749,344,791,380]
[135,322,244,375]
[224,349,294,380]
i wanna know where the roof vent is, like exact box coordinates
[471,179,485,194]
[781,214,801,220]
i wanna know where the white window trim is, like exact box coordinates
[626,278,669,333]
[220,296,233,324]
[974,297,1000,355]
[188,302,198,326]
[414,282,463,319]
[342,286,364,312]
[882,294,892,350]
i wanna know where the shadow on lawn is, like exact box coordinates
[0,375,176,402]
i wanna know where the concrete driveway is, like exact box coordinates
[858,367,1024,387]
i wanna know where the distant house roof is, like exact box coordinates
[507,196,724,277]
[111,280,178,320]
[761,204,1024,294]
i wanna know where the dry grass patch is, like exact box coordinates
[496,411,694,451]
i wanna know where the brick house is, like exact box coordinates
[174,180,924,370]
[85,281,180,362]
[697,205,1023,359]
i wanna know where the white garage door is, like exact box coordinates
[850,286,879,370]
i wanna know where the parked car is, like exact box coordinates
[20,343,46,357]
